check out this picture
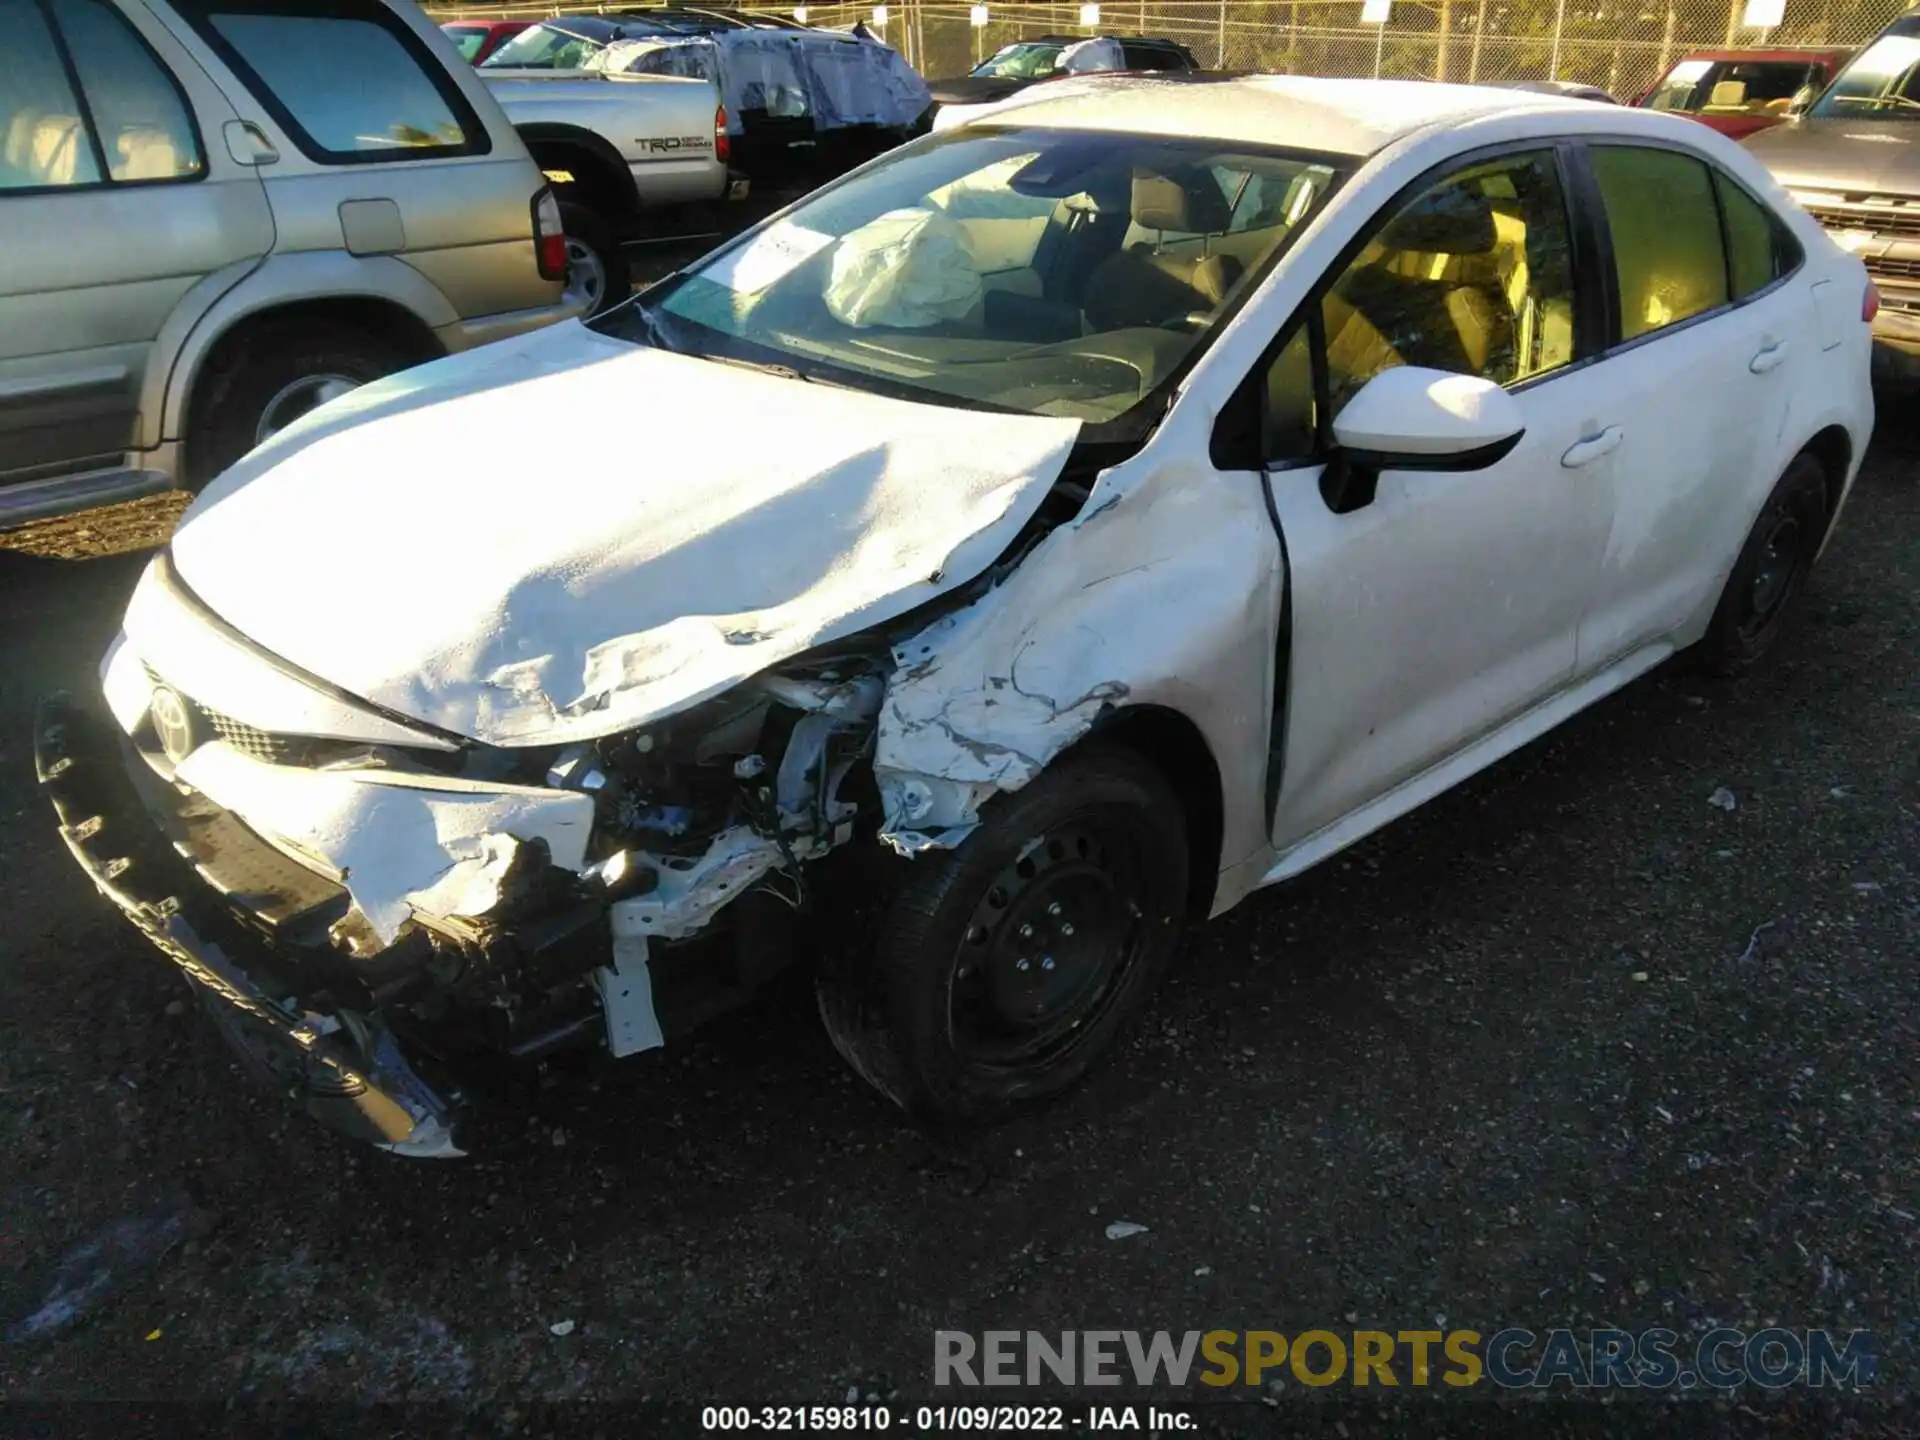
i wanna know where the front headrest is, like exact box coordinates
[1132,168,1231,234]
[1378,183,1496,255]
[1708,79,1748,108]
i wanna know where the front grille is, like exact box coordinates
[1805,202,1920,239]
[204,708,302,764]
[142,664,349,768]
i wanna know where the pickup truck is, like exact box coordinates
[478,15,927,312]
[479,17,749,312]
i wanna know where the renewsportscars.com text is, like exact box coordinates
[933,1328,1875,1391]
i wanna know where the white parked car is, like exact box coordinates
[40,76,1873,1157]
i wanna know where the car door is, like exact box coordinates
[1227,145,1618,853]
[0,0,271,492]
[1569,141,1812,671]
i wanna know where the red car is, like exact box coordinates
[441,19,533,65]
[1633,49,1845,139]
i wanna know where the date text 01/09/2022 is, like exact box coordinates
[700,1405,1197,1431]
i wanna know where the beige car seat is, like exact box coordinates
[1080,169,1246,330]
[5,109,93,186]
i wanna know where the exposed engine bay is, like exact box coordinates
[65,452,1112,1157]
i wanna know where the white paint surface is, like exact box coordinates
[171,321,1080,747]
[172,743,594,945]
[1330,367,1524,456]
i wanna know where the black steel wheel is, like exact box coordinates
[818,746,1188,1122]
[1697,451,1830,676]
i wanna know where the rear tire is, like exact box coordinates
[1695,451,1830,676]
[186,321,409,490]
[818,747,1188,1123]
[558,200,630,317]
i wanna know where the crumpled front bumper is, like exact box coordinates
[33,692,464,1158]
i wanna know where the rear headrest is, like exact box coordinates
[1378,183,1496,255]
[1132,167,1231,234]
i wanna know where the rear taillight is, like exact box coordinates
[1863,279,1881,323]
[532,187,567,282]
[715,104,730,166]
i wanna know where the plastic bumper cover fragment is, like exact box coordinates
[33,692,463,1158]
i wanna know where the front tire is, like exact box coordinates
[819,747,1189,1123]
[1696,451,1830,676]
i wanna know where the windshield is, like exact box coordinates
[480,22,604,69]
[598,127,1344,428]
[1644,57,1818,115]
[972,42,1063,79]
[1813,24,1920,117]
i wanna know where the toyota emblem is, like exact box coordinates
[149,686,203,764]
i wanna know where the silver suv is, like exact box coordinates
[0,0,584,526]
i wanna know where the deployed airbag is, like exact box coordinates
[825,207,983,328]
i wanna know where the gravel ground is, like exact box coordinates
[0,398,1914,1432]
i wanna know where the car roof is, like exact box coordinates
[544,9,764,37]
[973,75,1574,156]
[1023,33,1189,45]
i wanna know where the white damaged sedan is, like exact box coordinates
[40,76,1873,1156]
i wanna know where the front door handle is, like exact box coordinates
[1750,340,1790,374]
[1561,426,1623,469]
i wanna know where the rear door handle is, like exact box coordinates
[1750,340,1790,374]
[1561,426,1622,469]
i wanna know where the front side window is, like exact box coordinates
[606,127,1344,428]
[180,0,484,162]
[53,0,202,182]
[1812,22,1920,118]
[1647,58,1816,116]
[1591,145,1727,340]
[1317,149,1577,419]
[0,0,103,189]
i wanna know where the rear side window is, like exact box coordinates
[0,0,104,189]
[53,0,203,182]
[1717,172,1798,298]
[1591,145,1727,340]
[1120,43,1182,71]
[178,0,489,164]
[0,0,202,190]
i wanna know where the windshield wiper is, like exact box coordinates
[700,352,815,382]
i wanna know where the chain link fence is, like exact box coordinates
[428,0,1903,100]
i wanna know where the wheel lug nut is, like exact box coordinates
[1016,958,1031,971]
[1019,923,1034,939]
[1042,957,1055,971]
[1061,923,1075,937]
[1048,902,1062,917]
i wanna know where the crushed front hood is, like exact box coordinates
[170,321,1079,746]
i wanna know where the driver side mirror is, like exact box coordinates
[1320,366,1526,513]
[1785,85,1816,117]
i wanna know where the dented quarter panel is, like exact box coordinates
[875,412,1284,913]
[169,322,1081,748]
